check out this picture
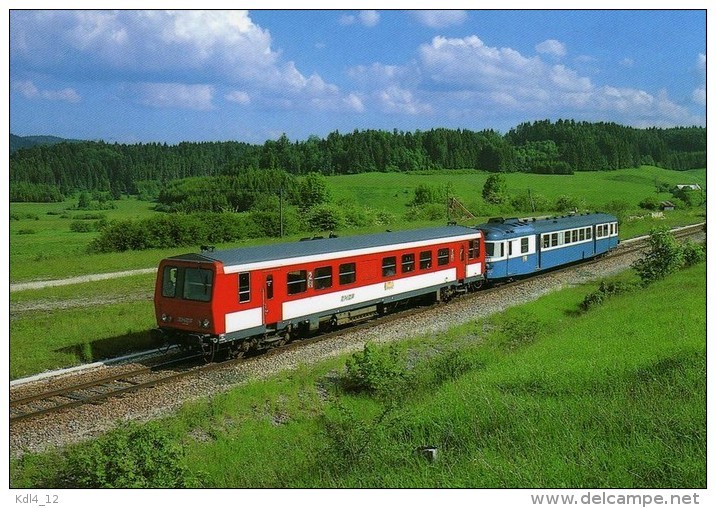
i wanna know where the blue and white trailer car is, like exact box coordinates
[478,212,619,281]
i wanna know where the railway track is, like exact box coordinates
[10,222,704,425]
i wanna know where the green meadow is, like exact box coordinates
[11,263,706,488]
[9,166,706,283]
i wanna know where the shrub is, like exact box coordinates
[682,240,706,267]
[580,281,637,311]
[17,228,36,235]
[632,228,685,285]
[58,423,199,488]
[638,196,661,211]
[307,204,344,232]
[70,220,94,232]
[341,343,407,398]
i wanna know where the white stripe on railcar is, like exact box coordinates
[281,268,457,321]
[225,307,263,333]
[222,234,481,274]
[466,263,482,278]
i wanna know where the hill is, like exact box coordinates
[10,133,84,153]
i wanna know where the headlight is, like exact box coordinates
[161,313,172,322]
[200,319,211,328]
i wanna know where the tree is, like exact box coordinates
[482,173,508,205]
[298,172,331,209]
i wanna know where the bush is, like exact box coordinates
[495,312,543,351]
[16,228,36,235]
[580,281,637,311]
[70,220,95,233]
[632,228,685,285]
[638,196,661,211]
[341,343,407,398]
[682,240,706,267]
[58,423,199,488]
[307,203,344,232]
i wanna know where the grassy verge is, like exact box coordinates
[11,262,706,488]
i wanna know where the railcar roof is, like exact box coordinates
[477,212,618,240]
[168,225,481,268]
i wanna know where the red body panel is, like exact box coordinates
[154,234,485,339]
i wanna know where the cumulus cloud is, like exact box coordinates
[131,83,215,110]
[377,86,432,115]
[692,53,706,106]
[535,39,566,58]
[225,90,251,105]
[12,79,81,103]
[10,10,356,113]
[339,10,380,27]
[411,10,467,28]
[410,34,700,126]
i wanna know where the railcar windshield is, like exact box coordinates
[161,265,214,302]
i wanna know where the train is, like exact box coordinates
[152,212,619,359]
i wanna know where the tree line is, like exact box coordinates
[9,120,706,202]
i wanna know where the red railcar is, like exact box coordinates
[153,225,485,357]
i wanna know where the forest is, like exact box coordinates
[9,119,706,203]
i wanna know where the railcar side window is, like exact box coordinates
[162,266,178,298]
[419,250,432,269]
[314,266,333,290]
[238,273,250,303]
[183,268,213,302]
[521,237,529,254]
[266,275,274,300]
[565,231,571,244]
[542,236,549,249]
[401,253,415,273]
[468,240,480,259]
[382,256,397,277]
[586,228,592,240]
[339,263,356,285]
[287,270,308,295]
[579,229,585,241]
[437,248,450,266]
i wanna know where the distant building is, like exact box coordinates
[660,201,675,211]
[676,184,701,191]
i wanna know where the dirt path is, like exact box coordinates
[10,268,157,292]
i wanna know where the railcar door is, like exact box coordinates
[262,272,281,325]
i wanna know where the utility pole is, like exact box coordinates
[279,187,284,237]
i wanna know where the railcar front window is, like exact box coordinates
[162,266,178,297]
[183,268,213,302]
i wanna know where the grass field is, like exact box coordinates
[10,262,706,488]
[8,166,707,283]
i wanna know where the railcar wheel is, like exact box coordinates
[202,342,217,363]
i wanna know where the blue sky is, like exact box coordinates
[9,7,707,145]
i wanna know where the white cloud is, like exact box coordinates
[411,11,467,28]
[11,10,360,114]
[535,39,566,58]
[411,34,701,126]
[339,10,381,27]
[692,53,706,106]
[377,86,432,115]
[12,79,81,103]
[132,83,214,110]
[225,90,251,105]
[359,11,380,27]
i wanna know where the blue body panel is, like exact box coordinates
[477,213,619,281]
